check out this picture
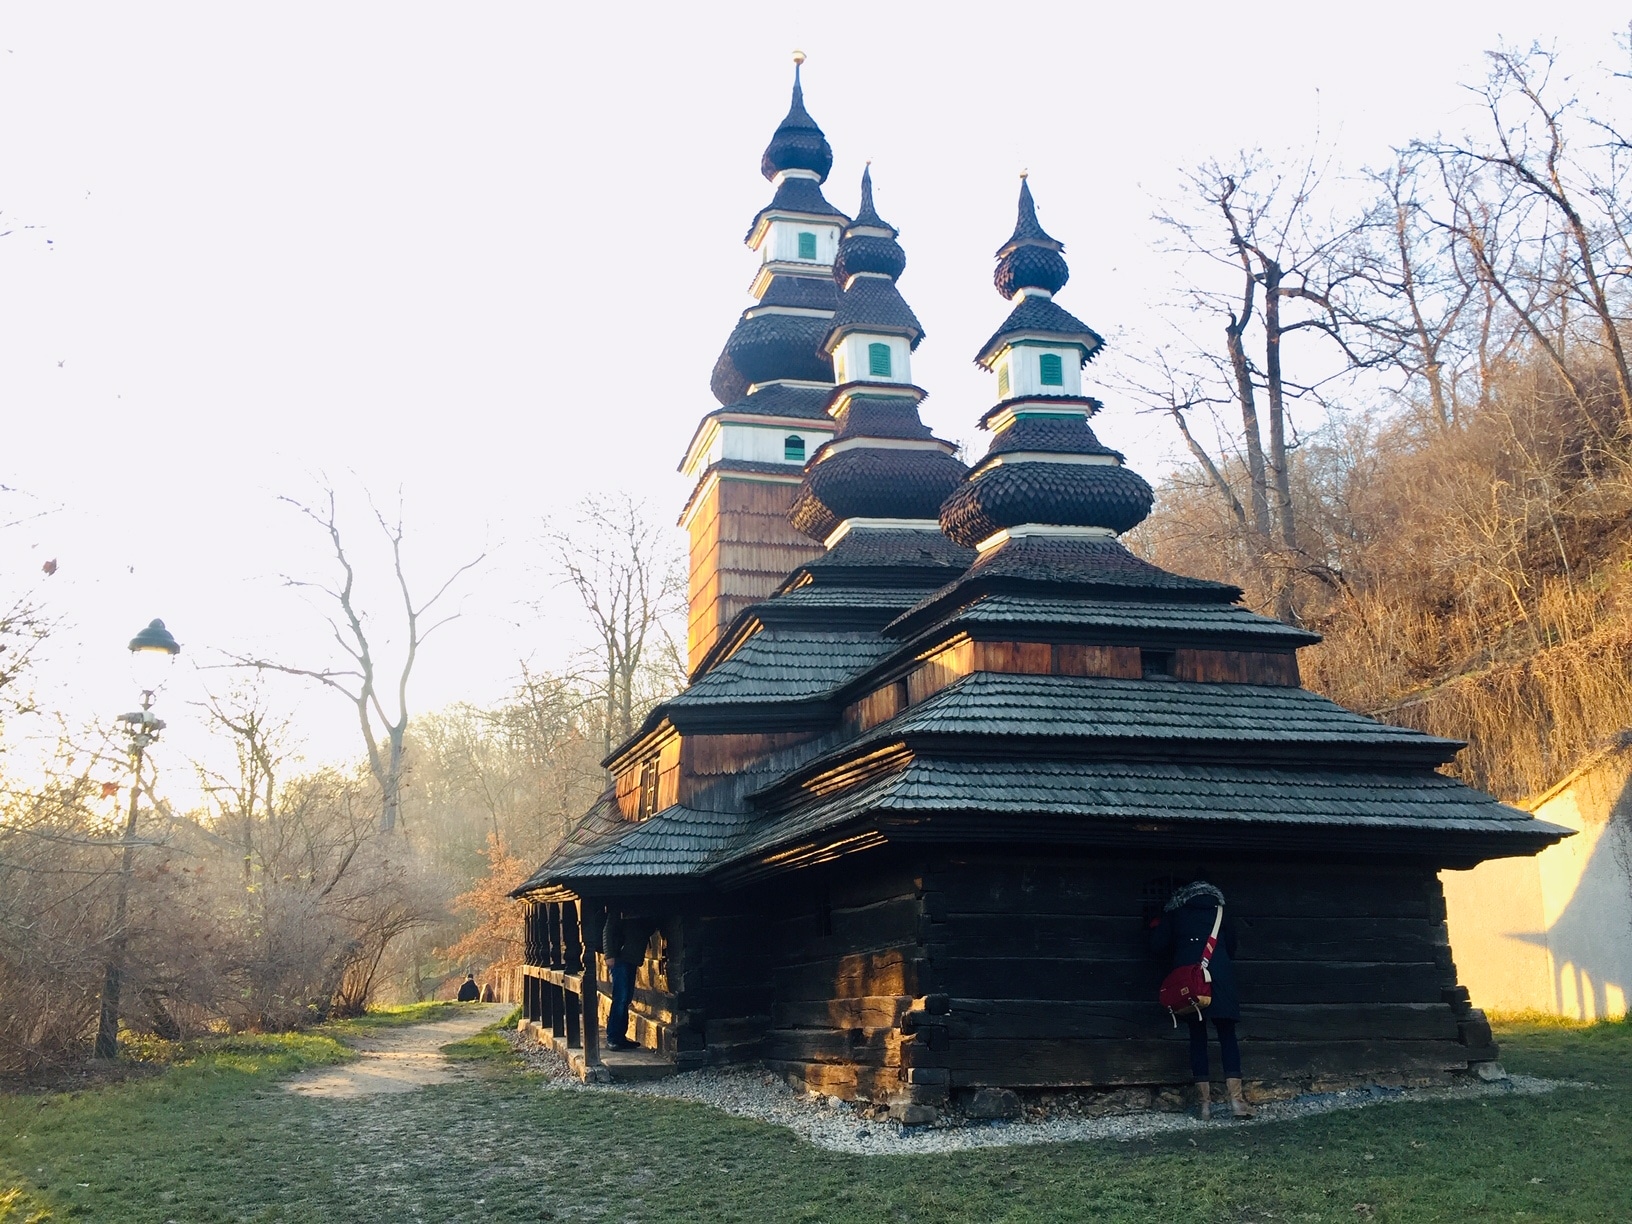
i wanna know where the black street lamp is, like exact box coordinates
[93,619,181,1060]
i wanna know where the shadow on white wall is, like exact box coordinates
[1443,738,1632,1020]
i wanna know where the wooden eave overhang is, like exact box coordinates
[602,720,679,774]
[709,810,1570,888]
[676,458,809,529]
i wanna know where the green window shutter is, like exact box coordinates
[868,342,892,377]
[997,363,1010,399]
[784,435,805,462]
[797,231,817,260]
[1039,353,1064,385]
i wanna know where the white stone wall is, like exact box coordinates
[1443,745,1632,1019]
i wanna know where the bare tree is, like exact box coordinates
[1144,153,1362,618]
[1417,45,1632,426]
[1333,153,1480,430]
[235,485,483,833]
[546,495,685,762]
[197,684,291,886]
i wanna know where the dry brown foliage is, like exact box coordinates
[438,834,530,986]
[1137,357,1632,801]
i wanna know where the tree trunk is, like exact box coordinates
[1225,316,1272,541]
[1261,263,1298,554]
[382,732,404,833]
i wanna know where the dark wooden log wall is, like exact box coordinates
[670,850,1490,1110]
[911,853,1485,1093]
[753,864,930,1105]
[607,915,691,1057]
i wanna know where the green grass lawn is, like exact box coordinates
[2,1015,1626,1223]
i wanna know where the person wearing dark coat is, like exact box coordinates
[602,909,656,1050]
[1150,880,1255,1120]
[456,973,480,1002]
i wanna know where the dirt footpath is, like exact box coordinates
[284,1003,511,1099]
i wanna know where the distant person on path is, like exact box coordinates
[1151,879,1254,1120]
[480,981,495,1003]
[456,972,480,1002]
[602,908,655,1050]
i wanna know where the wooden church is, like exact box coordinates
[512,59,1568,1121]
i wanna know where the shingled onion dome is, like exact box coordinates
[789,391,969,543]
[790,167,965,544]
[994,176,1070,298]
[940,406,1154,548]
[760,53,832,182]
[832,165,906,286]
[711,54,849,407]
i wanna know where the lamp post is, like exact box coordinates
[93,619,181,1060]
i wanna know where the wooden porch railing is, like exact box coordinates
[519,897,599,1069]
[519,963,600,1067]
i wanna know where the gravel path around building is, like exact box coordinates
[503,1030,1581,1155]
[283,1003,512,1098]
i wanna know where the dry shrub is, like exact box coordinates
[0,773,120,1073]
[1139,351,1632,801]
[0,759,446,1073]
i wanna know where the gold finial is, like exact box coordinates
[1020,168,1029,180]
[792,50,806,65]
[866,158,873,166]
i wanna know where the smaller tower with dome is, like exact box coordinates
[941,177,1158,559]
[789,166,967,547]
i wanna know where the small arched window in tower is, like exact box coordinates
[1039,352,1064,386]
[997,362,1011,400]
[868,342,893,377]
[784,434,806,463]
[797,231,818,260]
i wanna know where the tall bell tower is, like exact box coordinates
[678,54,847,671]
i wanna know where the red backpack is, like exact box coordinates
[1158,905,1223,1025]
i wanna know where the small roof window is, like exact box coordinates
[784,435,806,462]
[797,231,818,260]
[868,342,892,378]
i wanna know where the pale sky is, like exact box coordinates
[1,2,1624,795]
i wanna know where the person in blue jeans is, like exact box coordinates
[1150,879,1255,1120]
[601,909,655,1050]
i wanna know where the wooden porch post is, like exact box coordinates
[581,956,600,1068]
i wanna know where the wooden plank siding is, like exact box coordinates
[1174,648,1301,686]
[686,475,822,670]
[844,639,1299,736]
[613,731,683,820]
